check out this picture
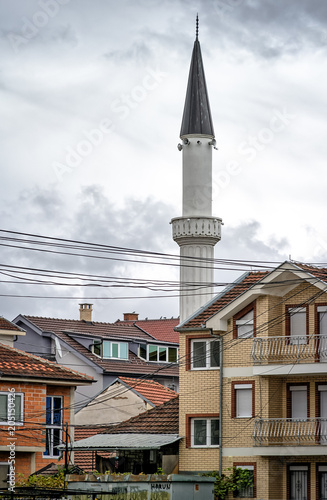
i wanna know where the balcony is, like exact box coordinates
[253,418,327,455]
[252,335,327,375]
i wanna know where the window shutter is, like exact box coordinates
[236,388,252,417]
[291,389,307,419]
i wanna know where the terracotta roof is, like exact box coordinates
[19,316,178,379]
[0,317,24,332]
[293,262,327,282]
[0,343,93,383]
[118,377,177,405]
[104,396,179,435]
[183,271,268,328]
[115,317,180,344]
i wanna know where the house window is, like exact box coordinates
[139,344,178,363]
[232,382,254,418]
[288,465,309,500]
[44,396,62,457]
[190,417,219,447]
[191,339,220,370]
[287,306,307,344]
[93,341,128,360]
[0,392,23,425]
[233,303,256,339]
[288,385,308,419]
[0,463,9,490]
[233,464,255,498]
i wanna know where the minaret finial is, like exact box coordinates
[196,14,199,40]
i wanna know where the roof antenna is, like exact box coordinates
[196,13,199,41]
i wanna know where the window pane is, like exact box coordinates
[159,347,167,362]
[210,341,220,367]
[193,341,206,368]
[237,310,254,338]
[53,428,61,456]
[210,419,219,446]
[93,341,101,356]
[53,397,62,426]
[0,395,8,421]
[120,343,128,360]
[112,343,119,358]
[236,388,252,417]
[44,428,51,456]
[168,347,177,363]
[238,470,254,498]
[15,395,22,423]
[103,341,111,358]
[46,396,51,425]
[193,419,207,446]
[149,345,157,362]
[140,344,147,360]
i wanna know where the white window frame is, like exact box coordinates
[43,396,62,458]
[235,384,253,418]
[139,344,178,363]
[190,339,220,370]
[92,340,128,360]
[0,392,24,426]
[191,417,219,448]
[236,310,254,339]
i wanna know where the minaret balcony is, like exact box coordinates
[171,216,222,245]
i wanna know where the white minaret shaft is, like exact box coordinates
[171,20,222,323]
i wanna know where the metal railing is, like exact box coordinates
[252,334,327,364]
[253,417,327,446]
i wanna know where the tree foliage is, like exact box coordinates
[202,467,254,500]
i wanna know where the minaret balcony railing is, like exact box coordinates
[253,417,327,447]
[171,216,222,242]
[252,334,327,365]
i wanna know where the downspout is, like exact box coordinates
[210,329,223,477]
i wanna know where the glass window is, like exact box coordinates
[168,347,177,363]
[191,418,219,447]
[159,347,167,362]
[120,343,128,360]
[140,344,147,360]
[289,465,308,500]
[44,396,62,457]
[149,345,158,362]
[102,341,111,358]
[191,339,220,370]
[0,392,23,425]
[288,307,307,345]
[290,386,307,419]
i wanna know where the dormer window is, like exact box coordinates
[92,340,128,360]
[139,344,178,363]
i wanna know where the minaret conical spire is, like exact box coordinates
[180,16,214,138]
[171,17,222,323]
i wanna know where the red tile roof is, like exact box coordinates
[0,317,24,332]
[104,396,179,434]
[115,317,179,344]
[74,426,111,471]
[118,377,177,405]
[20,316,178,378]
[0,343,93,383]
[183,271,268,328]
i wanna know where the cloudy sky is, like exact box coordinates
[1,0,327,323]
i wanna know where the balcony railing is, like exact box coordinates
[253,418,327,446]
[252,335,327,364]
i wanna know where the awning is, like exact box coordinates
[60,433,182,451]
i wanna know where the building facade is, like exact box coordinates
[178,262,327,499]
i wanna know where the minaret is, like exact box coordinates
[171,17,222,322]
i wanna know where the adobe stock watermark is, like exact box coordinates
[52,67,167,182]
[7,388,16,493]
[189,107,297,211]
[7,0,70,53]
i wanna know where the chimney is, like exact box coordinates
[123,312,139,321]
[79,303,93,322]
